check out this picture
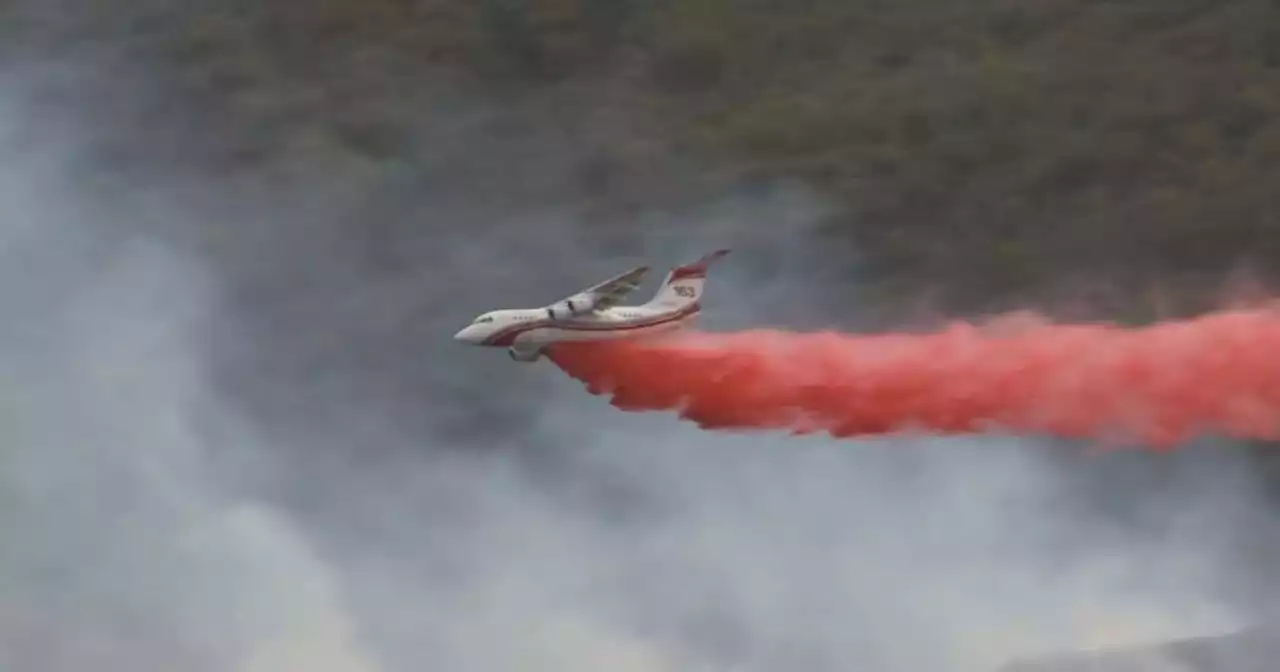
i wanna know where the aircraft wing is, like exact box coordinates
[579,265,649,311]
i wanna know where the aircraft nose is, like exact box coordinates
[454,325,480,343]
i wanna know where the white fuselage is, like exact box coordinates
[454,248,727,362]
[453,302,699,349]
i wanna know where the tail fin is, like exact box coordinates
[646,249,731,309]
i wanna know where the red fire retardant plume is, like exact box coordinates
[546,309,1280,449]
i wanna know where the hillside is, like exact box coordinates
[8,0,1280,315]
[630,0,1280,314]
[7,4,1280,670]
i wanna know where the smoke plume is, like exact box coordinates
[2,8,1279,672]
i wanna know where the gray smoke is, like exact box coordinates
[1,21,1277,672]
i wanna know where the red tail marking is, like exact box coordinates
[668,249,731,281]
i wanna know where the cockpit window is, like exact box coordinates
[474,316,495,324]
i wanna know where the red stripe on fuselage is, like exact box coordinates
[481,303,699,347]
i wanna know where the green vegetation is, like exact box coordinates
[11,0,1280,313]
[630,0,1280,312]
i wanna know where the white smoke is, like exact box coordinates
[0,79,382,671]
[0,27,1272,672]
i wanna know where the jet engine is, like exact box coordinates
[544,293,597,319]
[508,346,542,362]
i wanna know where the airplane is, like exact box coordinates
[453,249,731,362]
